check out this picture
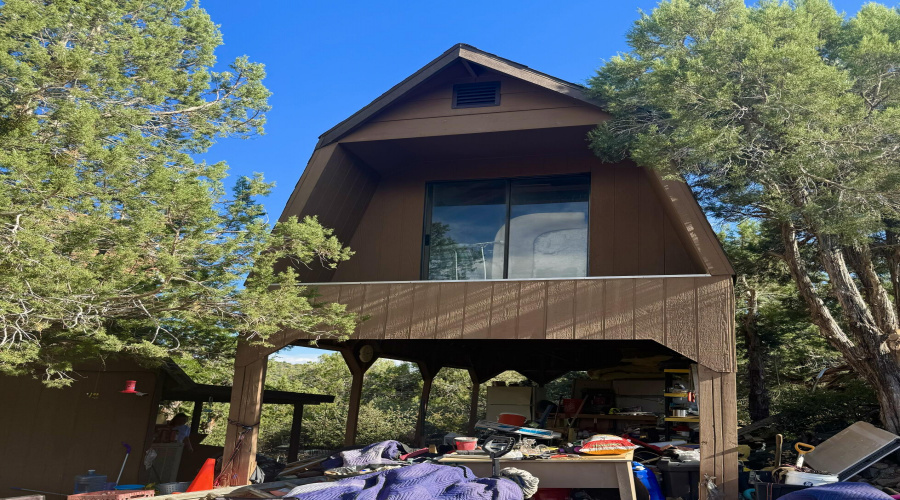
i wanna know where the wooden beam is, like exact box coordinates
[467,369,480,435]
[413,361,441,447]
[287,404,304,463]
[223,342,268,486]
[190,400,203,435]
[341,345,378,446]
[699,365,739,500]
[460,59,478,78]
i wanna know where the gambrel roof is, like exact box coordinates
[286,44,733,277]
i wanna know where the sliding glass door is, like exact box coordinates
[423,174,589,280]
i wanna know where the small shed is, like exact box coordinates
[0,359,333,496]
[224,44,737,499]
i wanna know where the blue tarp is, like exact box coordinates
[780,482,893,500]
[285,462,523,500]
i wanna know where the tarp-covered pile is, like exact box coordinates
[283,462,523,500]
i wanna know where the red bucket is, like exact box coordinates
[455,437,477,451]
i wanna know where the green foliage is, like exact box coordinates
[591,0,900,431]
[773,379,877,440]
[0,0,356,386]
[589,0,900,237]
[182,354,541,457]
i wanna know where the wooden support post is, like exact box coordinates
[341,345,378,446]
[190,400,203,435]
[699,365,738,500]
[287,404,304,463]
[467,369,480,435]
[413,362,440,447]
[223,342,268,486]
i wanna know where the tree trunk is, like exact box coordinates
[740,287,771,422]
[780,221,900,434]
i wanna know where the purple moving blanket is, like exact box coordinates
[321,440,406,469]
[780,482,892,500]
[285,462,524,500]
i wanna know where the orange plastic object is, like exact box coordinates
[186,458,216,492]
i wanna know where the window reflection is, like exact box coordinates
[427,180,507,280]
[424,175,589,280]
[507,176,589,278]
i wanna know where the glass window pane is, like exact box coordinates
[427,180,507,280]
[507,175,590,279]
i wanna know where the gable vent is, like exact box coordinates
[452,82,500,108]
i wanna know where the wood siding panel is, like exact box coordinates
[385,283,414,339]
[546,280,576,339]
[517,281,547,339]
[340,106,609,144]
[614,168,642,276]
[574,280,604,339]
[308,276,733,372]
[410,282,439,339]
[462,282,493,339]
[396,178,425,280]
[699,365,739,499]
[490,281,519,339]
[721,370,740,498]
[0,366,158,494]
[665,278,698,360]
[604,279,635,340]
[638,170,666,274]
[359,284,390,339]
[376,183,405,281]
[697,277,733,372]
[664,215,700,275]
[435,282,466,339]
[315,157,705,282]
[590,165,617,276]
[290,146,380,283]
[333,184,389,282]
[634,278,664,343]
[373,89,591,124]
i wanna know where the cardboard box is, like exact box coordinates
[486,386,533,405]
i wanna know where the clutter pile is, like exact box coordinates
[741,421,900,500]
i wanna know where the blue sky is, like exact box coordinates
[197,0,879,363]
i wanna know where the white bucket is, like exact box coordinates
[784,470,839,487]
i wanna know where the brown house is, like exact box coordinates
[225,44,737,498]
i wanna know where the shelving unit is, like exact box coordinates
[663,368,697,440]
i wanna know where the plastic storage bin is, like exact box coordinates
[658,458,700,500]
[74,470,108,494]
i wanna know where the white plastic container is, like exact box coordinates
[73,470,107,494]
[784,470,839,487]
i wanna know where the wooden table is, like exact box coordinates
[438,451,636,500]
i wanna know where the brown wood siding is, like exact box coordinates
[305,276,735,372]
[371,70,599,124]
[338,67,609,144]
[0,367,158,494]
[278,145,380,283]
[331,157,702,282]
[699,365,739,499]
